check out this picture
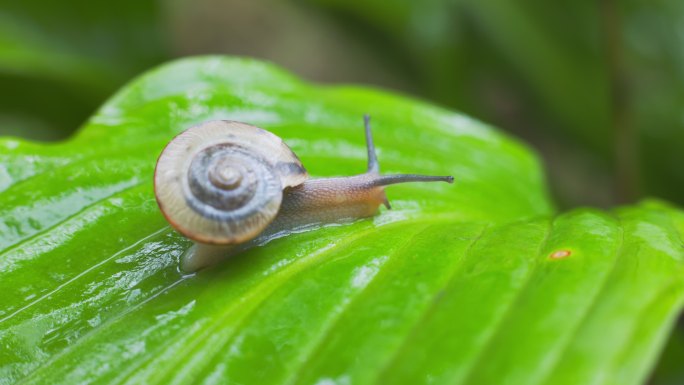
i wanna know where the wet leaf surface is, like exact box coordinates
[1,57,682,385]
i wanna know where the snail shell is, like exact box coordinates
[154,120,308,244]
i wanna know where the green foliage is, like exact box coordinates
[0,0,165,139]
[307,0,684,205]
[1,57,683,384]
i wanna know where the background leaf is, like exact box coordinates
[0,0,165,139]
[1,57,683,385]
[302,0,684,207]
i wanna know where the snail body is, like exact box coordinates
[154,116,453,271]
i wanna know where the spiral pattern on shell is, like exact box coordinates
[154,120,308,244]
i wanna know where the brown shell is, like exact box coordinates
[154,120,308,244]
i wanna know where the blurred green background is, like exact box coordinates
[0,0,682,381]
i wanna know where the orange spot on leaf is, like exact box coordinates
[549,250,572,259]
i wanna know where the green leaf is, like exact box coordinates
[1,56,683,385]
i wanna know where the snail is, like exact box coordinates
[154,116,453,272]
